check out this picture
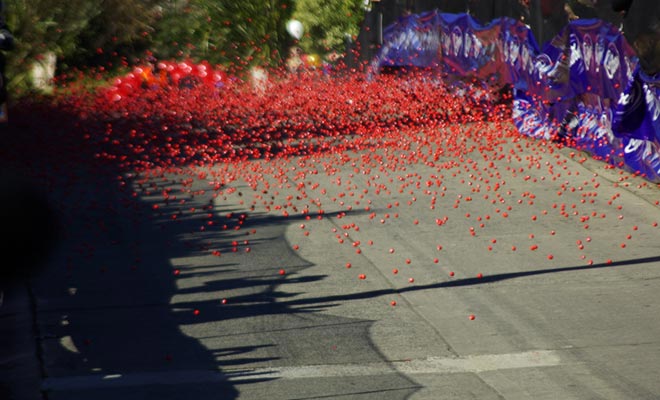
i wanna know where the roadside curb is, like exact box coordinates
[0,284,44,400]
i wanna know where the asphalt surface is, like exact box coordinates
[3,122,660,399]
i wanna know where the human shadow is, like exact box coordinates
[276,256,660,307]
[0,90,429,399]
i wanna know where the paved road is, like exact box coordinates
[3,122,660,399]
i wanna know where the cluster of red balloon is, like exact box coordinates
[105,60,229,102]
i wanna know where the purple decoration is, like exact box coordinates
[373,11,660,182]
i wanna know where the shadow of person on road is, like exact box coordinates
[2,100,422,399]
[0,173,60,400]
[0,173,60,293]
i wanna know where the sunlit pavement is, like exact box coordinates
[4,122,660,399]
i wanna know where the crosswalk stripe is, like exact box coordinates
[42,350,562,391]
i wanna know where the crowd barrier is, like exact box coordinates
[371,11,660,182]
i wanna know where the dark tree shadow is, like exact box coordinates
[0,102,422,399]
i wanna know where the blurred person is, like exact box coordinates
[0,0,14,123]
[0,2,11,52]
[250,65,268,94]
[612,0,633,17]
[517,0,531,24]
[322,51,343,76]
[286,47,304,73]
[0,174,60,301]
[612,0,659,75]
[564,0,598,21]
[540,0,566,44]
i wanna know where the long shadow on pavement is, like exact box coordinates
[25,168,422,399]
[277,256,660,307]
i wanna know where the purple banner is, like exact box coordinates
[374,11,442,70]
[372,11,660,182]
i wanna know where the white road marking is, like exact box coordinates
[41,350,562,391]
[59,336,80,354]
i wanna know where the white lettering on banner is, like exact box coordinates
[433,31,441,52]
[645,142,660,163]
[596,111,614,142]
[403,31,415,50]
[625,138,644,154]
[503,36,512,64]
[625,57,636,82]
[534,54,554,80]
[617,92,631,106]
[503,36,514,65]
[398,31,408,50]
[508,38,520,67]
[471,33,484,59]
[569,34,582,67]
[595,36,606,74]
[375,27,441,66]
[525,44,536,74]
[625,139,660,172]
[463,30,472,58]
[441,29,451,56]
[604,43,620,80]
[513,100,554,139]
[390,34,401,50]
[389,30,405,51]
[420,30,441,53]
[587,115,598,137]
[582,34,594,72]
[572,100,615,143]
[521,44,530,72]
[644,84,660,122]
[452,27,462,57]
